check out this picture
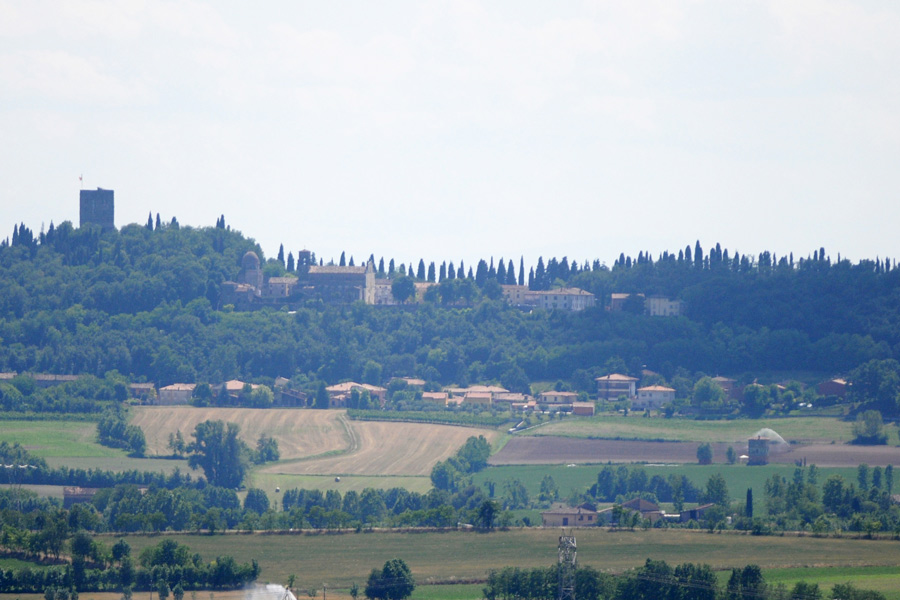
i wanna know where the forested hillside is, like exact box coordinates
[1,220,899,394]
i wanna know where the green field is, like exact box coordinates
[0,419,197,475]
[765,565,900,599]
[248,472,433,495]
[106,528,900,597]
[0,420,122,458]
[473,463,860,503]
[522,415,867,443]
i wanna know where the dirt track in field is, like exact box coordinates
[490,436,900,467]
[262,421,501,476]
[132,407,349,460]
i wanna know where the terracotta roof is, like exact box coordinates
[535,287,593,296]
[638,385,675,392]
[595,373,638,382]
[540,391,579,398]
[129,383,155,389]
[541,505,597,516]
[161,383,196,392]
[268,277,298,284]
[327,382,386,393]
[309,265,366,275]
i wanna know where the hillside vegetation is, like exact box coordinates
[2,221,900,412]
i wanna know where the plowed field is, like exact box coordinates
[490,436,900,467]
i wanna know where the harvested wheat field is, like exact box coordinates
[264,420,501,476]
[131,407,350,460]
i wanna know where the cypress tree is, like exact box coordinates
[519,257,525,285]
[287,252,295,272]
[427,262,436,282]
[277,244,285,266]
[507,259,516,285]
[155,213,161,230]
[417,259,426,280]
[388,259,395,275]
[458,260,465,278]
[349,256,355,267]
[746,488,753,518]
[147,212,153,230]
[496,259,506,283]
[339,252,346,266]
[378,257,385,275]
[440,262,448,281]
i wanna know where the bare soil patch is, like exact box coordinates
[264,421,501,476]
[491,436,900,467]
[131,407,349,460]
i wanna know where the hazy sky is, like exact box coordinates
[2,1,899,270]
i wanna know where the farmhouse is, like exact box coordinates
[422,391,450,405]
[128,382,156,402]
[633,385,675,410]
[534,288,595,311]
[680,503,715,523]
[817,378,849,398]
[157,383,196,405]
[63,487,99,508]
[538,391,579,405]
[541,505,598,527]
[326,382,387,407]
[571,401,596,416]
[595,373,638,401]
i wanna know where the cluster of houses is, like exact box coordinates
[219,249,601,311]
[541,497,715,527]
[218,249,706,319]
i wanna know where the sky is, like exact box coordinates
[2,1,899,270]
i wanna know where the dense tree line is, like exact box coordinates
[430,435,492,492]
[0,442,193,489]
[96,408,146,456]
[482,559,884,600]
[0,536,258,595]
[2,221,900,400]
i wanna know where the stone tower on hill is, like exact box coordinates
[79,188,115,230]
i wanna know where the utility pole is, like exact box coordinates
[558,535,576,600]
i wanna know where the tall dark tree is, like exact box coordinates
[506,259,516,285]
[439,262,447,281]
[365,558,415,600]
[447,262,455,279]
[146,212,153,230]
[519,257,525,285]
[427,262,436,282]
[339,252,346,267]
[416,259,426,280]
[277,244,285,267]
[286,252,295,272]
[187,420,248,488]
[496,259,506,283]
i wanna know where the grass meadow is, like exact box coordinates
[248,472,433,495]
[0,420,122,458]
[97,528,900,599]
